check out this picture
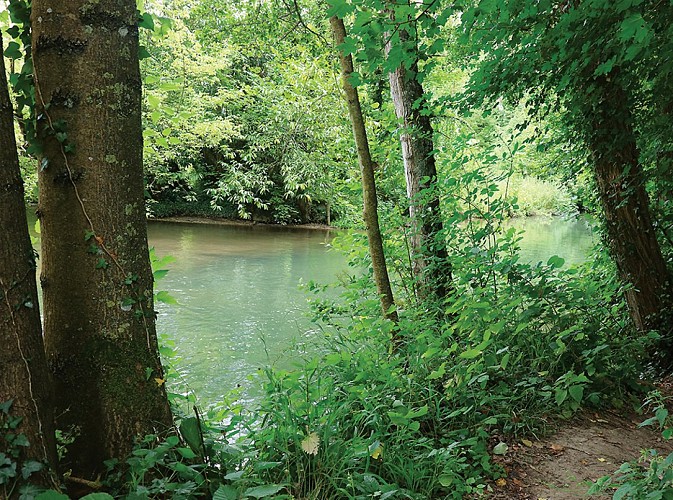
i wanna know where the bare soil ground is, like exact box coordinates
[488,410,673,499]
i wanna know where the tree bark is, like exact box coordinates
[586,75,673,358]
[330,16,398,324]
[32,0,172,477]
[385,16,450,303]
[0,31,58,489]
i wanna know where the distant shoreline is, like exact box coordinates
[150,215,337,232]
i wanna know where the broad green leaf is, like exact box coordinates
[36,492,70,500]
[179,417,203,455]
[243,484,285,498]
[568,385,584,403]
[224,470,244,481]
[214,484,239,500]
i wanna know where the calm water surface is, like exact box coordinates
[28,213,594,407]
[146,222,345,407]
[511,216,595,266]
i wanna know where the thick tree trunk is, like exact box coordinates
[586,76,673,358]
[385,22,450,303]
[330,16,398,324]
[0,32,58,491]
[32,0,172,477]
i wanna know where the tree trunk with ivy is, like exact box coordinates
[385,14,450,304]
[330,16,398,324]
[585,74,673,360]
[0,31,58,490]
[32,0,172,477]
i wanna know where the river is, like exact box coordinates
[27,214,594,408]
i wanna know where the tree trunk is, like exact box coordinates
[385,18,450,303]
[330,16,398,324]
[0,31,58,491]
[586,75,673,359]
[32,0,172,477]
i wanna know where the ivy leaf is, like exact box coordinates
[6,25,20,39]
[4,41,21,59]
[138,46,151,60]
[138,12,155,31]
[21,460,43,479]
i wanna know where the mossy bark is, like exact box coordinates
[330,16,398,325]
[0,31,58,489]
[385,12,451,303]
[32,0,172,477]
[586,75,673,361]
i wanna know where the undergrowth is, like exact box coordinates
[12,166,652,498]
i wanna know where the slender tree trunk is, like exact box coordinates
[32,0,172,477]
[0,31,58,489]
[330,16,398,324]
[385,14,450,303]
[586,75,673,360]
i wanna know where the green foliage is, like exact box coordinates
[589,393,673,498]
[140,0,359,225]
[243,162,645,497]
[0,400,52,499]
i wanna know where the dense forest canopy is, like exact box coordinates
[1,0,673,498]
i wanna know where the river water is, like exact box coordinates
[28,214,595,408]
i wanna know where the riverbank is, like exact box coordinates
[151,215,337,232]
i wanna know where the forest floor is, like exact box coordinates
[488,407,673,499]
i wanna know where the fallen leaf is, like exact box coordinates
[597,457,607,462]
[521,439,533,447]
[493,442,509,455]
[550,444,564,452]
[495,478,507,487]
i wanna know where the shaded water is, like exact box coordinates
[27,213,594,407]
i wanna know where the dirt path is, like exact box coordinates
[489,410,673,499]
